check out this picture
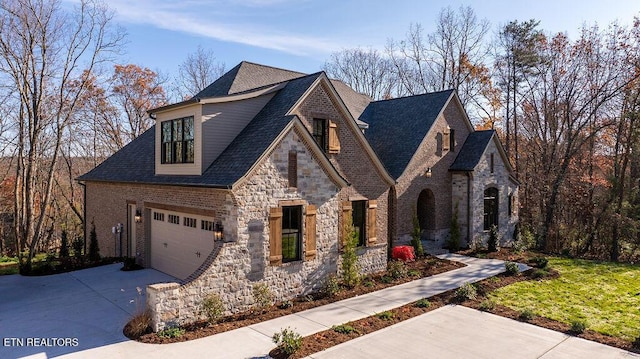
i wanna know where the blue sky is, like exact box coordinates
[83,0,640,78]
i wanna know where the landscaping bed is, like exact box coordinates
[129,255,464,344]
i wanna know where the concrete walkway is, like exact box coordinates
[4,255,636,359]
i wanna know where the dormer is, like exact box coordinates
[150,84,283,176]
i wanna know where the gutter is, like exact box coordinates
[466,172,472,245]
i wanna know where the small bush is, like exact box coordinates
[322,275,340,297]
[488,225,499,252]
[408,269,421,277]
[387,260,408,279]
[123,310,152,338]
[381,276,393,284]
[252,283,274,310]
[278,300,293,309]
[391,246,415,262]
[519,309,535,321]
[410,214,425,257]
[59,229,70,258]
[504,261,520,276]
[332,324,358,335]
[72,236,84,259]
[632,336,640,350]
[531,257,548,269]
[363,279,375,287]
[157,326,185,339]
[377,311,394,320]
[531,268,550,279]
[200,293,225,324]
[272,327,302,355]
[88,220,100,261]
[479,299,496,312]
[341,221,361,288]
[414,298,431,308]
[455,283,477,301]
[570,319,587,334]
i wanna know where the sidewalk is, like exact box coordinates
[58,254,521,359]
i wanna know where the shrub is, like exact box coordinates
[157,326,185,339]
[519,309,535,321]
[391,246,415,262]
[88,221,100,261]
[363,279,375,287]
[414,298,431,308]
[504,261,520,276]
[252,283,274,310]
[322,275,340,297]
[59,229,69,258]
[123,310,152,338]
[341,220,361,288]
[408,269,421,277]
[410,213,424,257]
[531,268,550,279]
[387,260,408,279]
[278,300,293,309]
[488,225,499,252]
[570,319,587,334]
[479,299,496,312]
[272,327,302,355]
[447,203,461,251]
[531,257,548,269]
[377,311,394,320]
[381,275,393,284]
[455,282,477,301]
[200,293,225,324]
[72,236,84,259]
[332,324,358,335]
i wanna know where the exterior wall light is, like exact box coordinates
[214,221,224,241]
[424,167,432,178]
[135,210,142,223]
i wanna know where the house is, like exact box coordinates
[78,62,393,330]
[361,91,519,247]
[78,61,518,330]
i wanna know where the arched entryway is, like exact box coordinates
[417,189,436,239]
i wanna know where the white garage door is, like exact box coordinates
[150,209,216,280]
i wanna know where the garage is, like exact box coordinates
[149,208,217,280]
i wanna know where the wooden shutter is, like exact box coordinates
[269,207,283,266]
[304,205,317,260]
[328,120,341,154]
[340,201,352,248]
[288,151,297,188]
[367,200,377,245]
[443,128,450,151]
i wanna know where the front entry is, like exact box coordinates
[417,189,436,240]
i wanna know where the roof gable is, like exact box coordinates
[361,89,454,179]
[449,130,495,171]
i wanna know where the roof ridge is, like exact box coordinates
[240,61,307,76]
[370,88,454,104]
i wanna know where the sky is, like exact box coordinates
[68,0,640,79]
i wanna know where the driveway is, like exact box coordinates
[0,263,176,359]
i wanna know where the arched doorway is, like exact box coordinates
[417,189,436,239]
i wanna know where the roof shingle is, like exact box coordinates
[449,130,495,171]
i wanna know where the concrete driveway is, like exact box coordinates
[0,263,175,359]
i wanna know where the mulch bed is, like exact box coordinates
[133,255,464,344]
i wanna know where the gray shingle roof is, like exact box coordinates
[330,79,371,128]
[360,89,454,179]
[449,130,495,171]
[78,72,324,188]
[194,61,305,98]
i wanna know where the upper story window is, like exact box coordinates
[161,116,194,164]
[312,118,327,152]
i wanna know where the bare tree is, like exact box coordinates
[175,46,225,99]
[0,0,123,269]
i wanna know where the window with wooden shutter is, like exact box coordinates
[340,201,352,248]
[443,127,450,151]
[288,151,297,188]
[367,200,377,245]
[304,205,317,260]
[269,207,283,265]
[328,120,340,154]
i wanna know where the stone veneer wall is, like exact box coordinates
[147,129,343,331]
[393,101,472,245]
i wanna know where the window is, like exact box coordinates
[450,128,455,152]
[183,217,196,228]
[312,118,327,152]
[352,201,367,247]
[201,220,215,231]
[282,206,302,263]
[168,214,180,225]
[288,151,297,188]
[484,187,499,230]
[490,153,495,173]
[161,116,194,164]
[153,212,164,221]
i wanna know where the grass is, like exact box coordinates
[490,257,640,341]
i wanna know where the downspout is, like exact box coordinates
[466,173,472,245]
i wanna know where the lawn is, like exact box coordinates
[490,257,640,341]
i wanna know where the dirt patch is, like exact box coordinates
[133,255,464,344]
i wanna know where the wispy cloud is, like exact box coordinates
[103,0,342,56]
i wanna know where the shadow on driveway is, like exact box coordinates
[0,263,176,358]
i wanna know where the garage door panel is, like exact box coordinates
[150,209,216,280]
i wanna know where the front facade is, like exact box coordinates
[79,61,518,330]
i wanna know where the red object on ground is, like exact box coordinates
[391,245,416,262]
